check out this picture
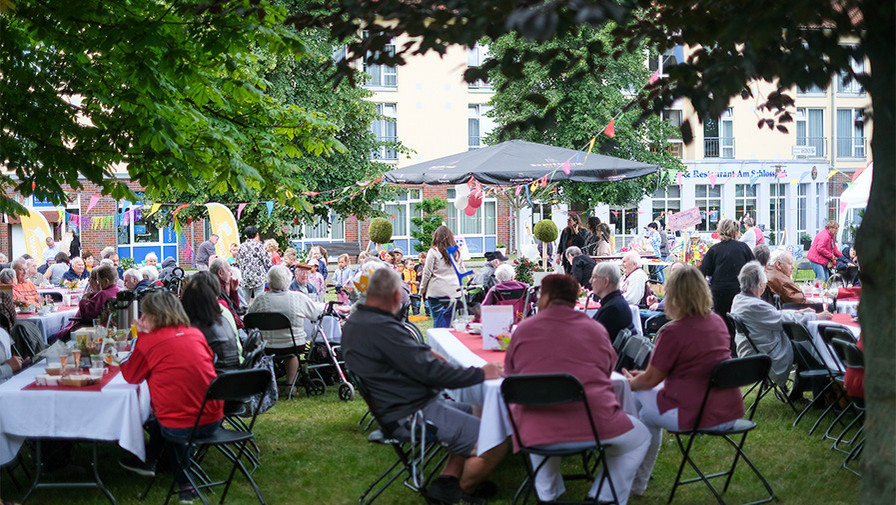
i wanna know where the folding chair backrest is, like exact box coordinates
[831,338,863,369]
[241,344,266,370]
[781,320,813,343]
[710,355,772,390]
[501,373,585,407]
[243,312,292,332]
[242,328,263,356]
[612,328,632,355]
[207,369,273,403]
[644,313,669,339]
[727,312,763,354]
[617,334,653,371]
[821,326,855,347]
[493,288,528,323]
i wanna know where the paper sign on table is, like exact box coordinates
[481,305,514,350]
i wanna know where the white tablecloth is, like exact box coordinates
[0,359,151,465]
[804,320,861,372]
[426,328,635,456]
[804,295,858,314]
[16,306,79,344]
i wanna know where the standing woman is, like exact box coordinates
[698,219,755,345]
[807,220,845,282]
[419,225,463,328]
[594,223,613,257]
[582,216,602,256]
[557,213,589,274]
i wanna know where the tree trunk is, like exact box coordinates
[857,2,895,501]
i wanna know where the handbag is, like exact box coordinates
[242,355,278,417]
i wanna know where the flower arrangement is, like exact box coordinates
[513,257,545,285]
[60,279,80,289]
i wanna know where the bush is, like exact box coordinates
[514,257,545,285]
[368,217,393,245]
[410,197,447,252]
[533,219,558,243]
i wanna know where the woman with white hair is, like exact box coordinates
[730,261,831,387]
[247,265,324,388]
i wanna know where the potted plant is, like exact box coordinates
[496,243,507,256]
[533,219,558,272]
[800,234,812,251]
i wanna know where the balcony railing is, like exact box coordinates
[795,137,827,158]
[704,137,734,158]
[836,136,866,159]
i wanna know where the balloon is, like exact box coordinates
[468,191,483,209]
[464,204,477,216]
[454,194,469,211]
[454,183,471,198]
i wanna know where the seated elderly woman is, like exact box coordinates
[0,268,18,334]
[51,265,120,342]
[247,265,324,388]
[481,264,529,323]
[730,261,831,388]
[565,246,596,290]
[505,274,649,504]
[11,257,40,305]
[626,265,744,496]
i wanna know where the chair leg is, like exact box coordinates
[668,433,726,505]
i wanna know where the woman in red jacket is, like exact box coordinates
[807,220,845,282]
[120,290,223,504]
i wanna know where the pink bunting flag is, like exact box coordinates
[184,240,193,260]
[515,185,522,196]
[776,170,787,179]
[610,210,620,216]
[709,172,717,188]
[561,159,571,175]
[540,175,548,188]
[86,195,101,214]
[237,203,247,220]
[677,171,683,188]
[648,70,660,85]
[839,200,848,213]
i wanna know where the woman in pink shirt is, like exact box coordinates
[807,220,845,282]
[505,274,649,504]
[625,266,743,495]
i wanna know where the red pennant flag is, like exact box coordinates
[540,175,548,187]
[603,119,616,138]
[172,204,190,215]
[302,191,319,196]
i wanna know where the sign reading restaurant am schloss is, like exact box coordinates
[682,168,790,180]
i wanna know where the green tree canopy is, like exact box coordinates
[0,0,340,215]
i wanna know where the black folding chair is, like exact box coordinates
[643,313,670,341]
[502,373,619,505]
[348,371,448,505]
[727,313,798,414]
[611,328,632,356]
[146,369,273,505]
[667,355,775,505]
[813,327,859,442]
[828,338,865,456]
[243,312,317,399]
[615,334,653,373]
[781,320,842,431]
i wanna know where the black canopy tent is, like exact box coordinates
[382,139,659,185]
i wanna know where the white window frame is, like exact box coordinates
[609,206,640,248]
[446,187,498,240]
[703,108,734,159]
[294,213,345,241]
[768,184,787,244]
[651,186,681,221]
[796,108,826,158]
[468,104,495,151]
[362,36,397,88]
[734,184,758,222]
[695,185,722,232]
[467,43,491,90]
[836,108,865,159]
[381,189,423,245]
[648,48,679,78]
[371,103,398,162]
[797,183,809,238]
[837,49,865,95]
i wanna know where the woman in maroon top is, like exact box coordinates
[625,266,743,495]
[505,274,649,504]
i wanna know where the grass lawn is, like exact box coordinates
[0,317,860,504]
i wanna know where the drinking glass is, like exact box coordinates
[72,350,82,368]
[91,355,104,369]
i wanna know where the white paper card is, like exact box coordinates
[481,305,514,350]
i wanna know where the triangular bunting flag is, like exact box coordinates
[603,118,615,138]
[561,159,571,175]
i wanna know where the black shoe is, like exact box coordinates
[471,480,498,499]
[427,475,462,504]
[119,456,156,478]
[178,485,199,504]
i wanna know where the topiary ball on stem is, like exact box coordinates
[533,219,558,243]
[368,217,393,246]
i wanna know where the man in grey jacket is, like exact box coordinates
[343,268,505,504]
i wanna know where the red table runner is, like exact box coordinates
[575,300,600,310]
[449,330,507,363]
[831,313,860,328]
[23,367,121,392]
[17,305,78,319]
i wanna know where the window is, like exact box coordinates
[703,108,734,158]
[769,184,786,244]
[797,183,809,238]
[652,186,681,221]
[468,104,496,150]
[298,213,345,241]
[665,142,683,158]
[837,52,864,94]
[446,188,498,255]
[371,103,398,162]
[362,37,397,88]
[836,108,865,159]
[662,109,682,128]
[648,48,679,78]
[609,207,639,248]
[467,43,490,89]
[798,81,825,95]
[695,185,722,232]
[735,184,758,222]
[796,108,825,158]
[380,190,423,253]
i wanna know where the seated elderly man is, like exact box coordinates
[505,274,649,503]
[591,262,636,343]
[11,257,40,305]
[765,249,809,306]
[731,262,831,391]
[473,251,507,293]
[620,251,648,307]
[62,256,89,282]
[290,262,317,296]
[566,246,596,290]
[342,268,505,505]
[123,268,153,293]
[248,265,324,390]
[25,257,45,286]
